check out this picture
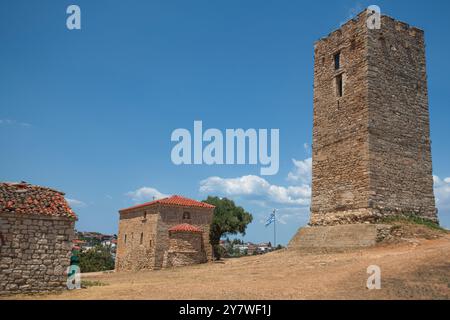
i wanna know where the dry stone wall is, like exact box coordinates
[0,213,75,295]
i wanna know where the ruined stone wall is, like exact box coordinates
[115,209,158,271]
[311,11,371,225]
[310,11,437,226]
[0,213,75,295]
[164,232,206,267]
[366,16,437,222]
[154,206,213,269]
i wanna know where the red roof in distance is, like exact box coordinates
[120,195,215,213]
[168,223,203,233]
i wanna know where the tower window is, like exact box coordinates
[124,234,127,244]
[334,52,341,70]
[140,233,143,245]
[143,211,147,220]
[336,74,343,97]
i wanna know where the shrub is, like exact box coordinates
[76,245,115,273]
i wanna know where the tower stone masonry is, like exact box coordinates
[310,10,438,226]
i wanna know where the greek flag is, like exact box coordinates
[265,213,275,227]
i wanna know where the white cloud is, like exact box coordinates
[287,157,312,185]
[0,119,31,127]
[199,175,310,206]
[434,175,450,210]
[303,143,311,155]
[277,207,310,225]
[200,155,313,225]
[126,187,168,202]
[66,198,86,208]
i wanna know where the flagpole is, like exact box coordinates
[273,209,276,248]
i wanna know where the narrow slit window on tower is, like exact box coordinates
[124,234,127,244]
[140,232,143,245]
[334,52,341,70]
[336,74,343,97]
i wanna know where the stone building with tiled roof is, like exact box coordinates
[116,195,215,271]
[0,182,77,295]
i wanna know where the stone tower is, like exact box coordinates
[310,10,438,226]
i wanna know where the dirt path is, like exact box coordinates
[6,235,450,300]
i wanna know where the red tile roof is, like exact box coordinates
[120,195,215,213]
[168,223,203,233]
[0,182,77,220]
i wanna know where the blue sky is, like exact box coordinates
[1,0,449,245]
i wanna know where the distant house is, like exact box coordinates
[101,239,115,247]
[73,239,86,246]
[256,242,272,253]
[234,244,249,253]
[116,195,215,271]
[247,243,257,255]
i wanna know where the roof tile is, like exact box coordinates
[168,223,203,233]
[0,182,77,220]
[120,195,215,212]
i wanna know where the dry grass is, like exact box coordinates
[6,233,450,300]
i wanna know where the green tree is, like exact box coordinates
[203,196,253,259]
[77,245,115,273]
[231,238,243,246]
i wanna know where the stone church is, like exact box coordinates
[290,10,438,248]
[115,195,215,271]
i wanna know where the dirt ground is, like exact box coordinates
[6,233,450,300]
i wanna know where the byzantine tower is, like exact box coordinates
[310,10,438,226]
